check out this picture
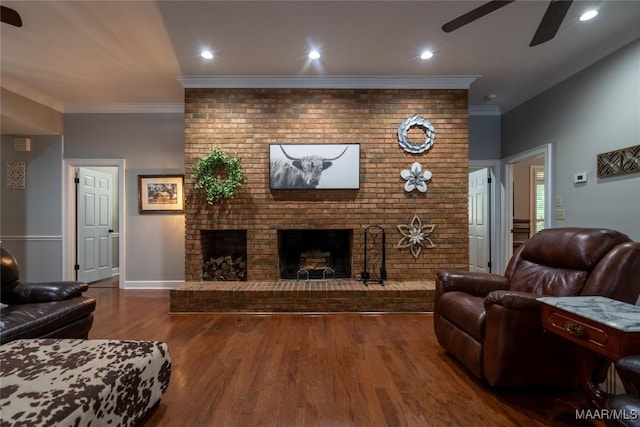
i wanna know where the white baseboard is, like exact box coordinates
[123,280,183,290]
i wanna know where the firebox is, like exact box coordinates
[278,229,352,280]
[201,230,247,281]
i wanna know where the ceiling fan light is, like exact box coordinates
[579,10,598,21]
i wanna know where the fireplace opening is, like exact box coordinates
[201,230,247,281]
[278,229,352,280]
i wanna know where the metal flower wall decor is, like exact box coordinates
[397,214,435,258]
[401,162,432,192]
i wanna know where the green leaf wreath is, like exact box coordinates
[192,148,246,204]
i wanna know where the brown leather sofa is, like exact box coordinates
[434,227,640,387]
[0,247,96,344]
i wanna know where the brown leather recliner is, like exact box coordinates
[434,227,640,387]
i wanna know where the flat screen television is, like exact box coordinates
[269,144,360,190]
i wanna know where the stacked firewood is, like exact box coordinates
[203,254,247,281]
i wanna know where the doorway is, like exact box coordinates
[63,159,126,288]
[503,144,552,268]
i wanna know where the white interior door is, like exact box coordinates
[469,168,491,272]
[77,167,112,282]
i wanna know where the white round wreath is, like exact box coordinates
[397,115,436,154]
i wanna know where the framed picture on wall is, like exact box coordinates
[269,144,360,190]
[138,174,185,214]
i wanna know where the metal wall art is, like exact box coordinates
[401,162,432,192]
[397,214,435,258]
[397,115,435,154]
[6,161,26,190]
[597,145,640,178]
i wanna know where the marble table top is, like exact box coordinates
[538,296,640,332]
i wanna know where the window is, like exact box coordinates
[530,166,545,233]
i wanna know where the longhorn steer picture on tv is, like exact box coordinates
[269,144,360,190]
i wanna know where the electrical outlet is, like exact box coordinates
[555,208,566,220]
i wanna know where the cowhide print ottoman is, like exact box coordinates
[0,339,171,427]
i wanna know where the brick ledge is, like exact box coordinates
[170,279,435,313]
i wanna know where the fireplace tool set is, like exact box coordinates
[360,225,386,286]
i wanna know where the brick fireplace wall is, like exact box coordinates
[184,88,468,281]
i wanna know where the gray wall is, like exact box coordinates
[502,39,640,241]
[63,113,185,286]
[469,114,501,160]
[1,135,64,281]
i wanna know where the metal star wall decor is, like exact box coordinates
[401,162,432,192]
[397,214,435,258]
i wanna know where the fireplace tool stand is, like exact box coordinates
[361,225,386,286]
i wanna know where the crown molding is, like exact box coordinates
[1,79,65,113]
[66,101,499,116]
[178,75,478,89]
[64,103,184,114]
[1,79,184,114]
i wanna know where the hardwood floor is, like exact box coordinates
[87,275,119,288]
[86,288,588,427]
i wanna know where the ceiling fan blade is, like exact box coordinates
[442,1,515,33]
[1,5,23,27]
[530,0,573,47]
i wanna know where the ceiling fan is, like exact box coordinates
[442,0,573,47]
[1,5,23,27]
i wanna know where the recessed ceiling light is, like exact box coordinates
[579,10,598,21]
[200,50,214,60]
[420,50,434,60]
[308,50,321,60]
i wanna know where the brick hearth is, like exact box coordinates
[170,280,435,313]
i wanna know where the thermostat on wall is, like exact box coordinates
[574,172,588,184]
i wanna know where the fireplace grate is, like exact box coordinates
[278,230,352,280]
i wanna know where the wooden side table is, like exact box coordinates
[539,296,640,408]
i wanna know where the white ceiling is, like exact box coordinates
[1,1,639,132]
